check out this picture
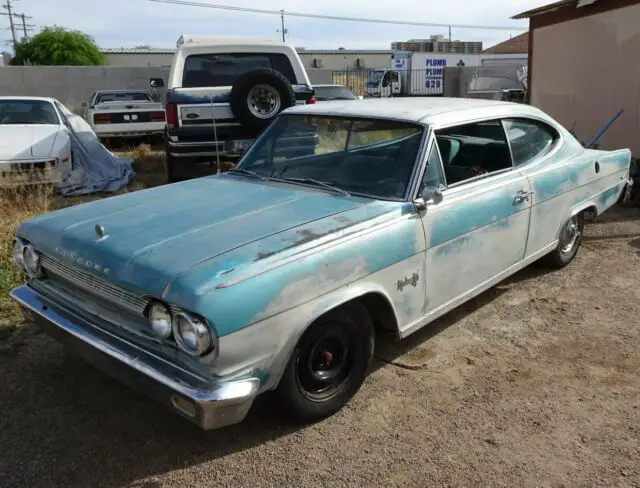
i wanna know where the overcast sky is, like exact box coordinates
[7,0,542,50]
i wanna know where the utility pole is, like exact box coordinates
[277,9,287,43]
[14,12,33,39]
[0,0,18,52]
[17,13,33,38]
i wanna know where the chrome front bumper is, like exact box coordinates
[10,284,260,430]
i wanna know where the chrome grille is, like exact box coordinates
[40,253,148,315]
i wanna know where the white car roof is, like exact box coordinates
[0,96,57,103]
[284,97,550,127]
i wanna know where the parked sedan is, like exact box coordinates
[0,97,74,186]
[10,98,633,430]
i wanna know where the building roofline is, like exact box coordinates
[512,0,598,19]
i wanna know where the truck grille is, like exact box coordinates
[40,253,148,315]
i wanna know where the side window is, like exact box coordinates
[503,118,558,166]
[182,53,296,88]
[435,120,512,186]
[421,142,446,191]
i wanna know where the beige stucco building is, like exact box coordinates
[514,0,640,156]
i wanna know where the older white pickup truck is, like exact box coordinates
[82,90,166,139]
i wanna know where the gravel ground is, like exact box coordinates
[1,206,639,488]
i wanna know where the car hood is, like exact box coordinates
[0,124,60,160]
[18,175,376,297]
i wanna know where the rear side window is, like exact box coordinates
[503,118,559,166]
[182,53,297,88]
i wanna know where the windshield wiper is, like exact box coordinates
[280,177,350,196]
[226,168,266,180]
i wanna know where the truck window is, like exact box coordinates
[182,53,297,88]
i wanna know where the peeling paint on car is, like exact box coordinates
[13,101,634,422]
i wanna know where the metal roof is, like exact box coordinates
[512,0,600,19]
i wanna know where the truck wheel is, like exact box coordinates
[276,301,374,423]
[542,212,585,268]
[230,68,296,134]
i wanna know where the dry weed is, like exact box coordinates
[0,184,53,332]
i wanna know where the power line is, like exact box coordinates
[145,0,527,31]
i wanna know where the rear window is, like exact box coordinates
[96,92,151,103]
[182,53,297,88]
[314,86,358,101]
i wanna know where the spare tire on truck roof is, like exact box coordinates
[230,68,296,134]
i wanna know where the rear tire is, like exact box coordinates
[230,68,296,134]
[276,301,374,423]
[542,212,585,268]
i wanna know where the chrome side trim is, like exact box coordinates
[400,241,558,338]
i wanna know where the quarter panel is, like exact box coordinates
[522,145,631,256]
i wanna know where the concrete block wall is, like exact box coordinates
[0,66,336,107]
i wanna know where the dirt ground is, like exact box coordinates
[0,206,639,488]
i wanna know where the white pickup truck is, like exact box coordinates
[82,90,166,139]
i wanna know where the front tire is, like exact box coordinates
[542,212,585,268]
[276,301,374,422]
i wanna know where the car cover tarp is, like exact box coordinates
[56,115,135,196]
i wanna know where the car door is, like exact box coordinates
[501,118,567,258]
[406,122,532,334]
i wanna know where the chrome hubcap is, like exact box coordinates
[247,85,281,119]
[560,216,581,253]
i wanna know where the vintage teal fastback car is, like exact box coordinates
[10,98,633,429]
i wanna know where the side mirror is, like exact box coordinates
[414,186,444,211]
[150,78,165,88]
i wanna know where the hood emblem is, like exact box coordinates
[95,224,108,241]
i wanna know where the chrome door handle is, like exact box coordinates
[513,190,533,204]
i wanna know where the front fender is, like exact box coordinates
[215,280,402,393]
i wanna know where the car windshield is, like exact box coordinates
[367,70,385,87]
[470,67,523,91]
[96,92,151,103]
[236,115,424,200]
[314,86,358,101]
[0,100,59,125]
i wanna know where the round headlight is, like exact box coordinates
[172,312,212,356]
[12,239,25,270]
[149,302,172,339]
[22,244,41,278]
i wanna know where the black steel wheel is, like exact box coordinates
[277,301,374,422]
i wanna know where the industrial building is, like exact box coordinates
[391,35,483,54]
[514,0,640,155]
[100,47,392,71]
